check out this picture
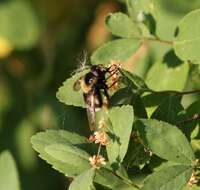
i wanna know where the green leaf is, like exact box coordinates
[31,131,134,190]
[0,151,20,190]
[124,140,150,168]
[174,9,200,64]
[115,164,129,180]
[116,185,138,190]
[131,93,148,119]
[179,99,200,139]
[191,125,199,140]
[151,95,184,124]
[136,119,195,165]
[142,93,169,107]
[105,12,141,38]
[146,61,189,91]
[142,165,192,190]
[31,130,89,176]
[155,1,182,41]
[110,87,133,106]
[0,1,40,49]
[45,143,90,167]
[190,64,200,89]
[185,100,200,118]
[159,0,200,14]
[91,39,140,65]
[126,0,156,21]
[69,169,95,190]
[121,69,150,94]
[191,138,200,154]
[183,185,200,190]
[142,13,156,35]
[56,70,88,107]
[95,168,136,190]
[107,105,134,164]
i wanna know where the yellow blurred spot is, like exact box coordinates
[0,37,13,58]
[149,3,155,10]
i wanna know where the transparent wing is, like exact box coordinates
[85,90,96,131]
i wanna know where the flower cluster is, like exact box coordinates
[89,131,109,145]
[88,119,109,169]
[89,155,106,169]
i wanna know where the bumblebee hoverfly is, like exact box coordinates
[73,63,120,131]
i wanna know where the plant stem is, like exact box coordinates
[97,144,101,156]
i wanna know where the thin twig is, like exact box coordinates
[148,89,200,96]
[177,114,200,126]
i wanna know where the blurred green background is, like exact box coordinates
[0,0,199,190]
[0,0,119,189]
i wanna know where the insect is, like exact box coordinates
[73,64,120,131]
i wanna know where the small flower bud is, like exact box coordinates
[187,170,198,187]
[98,119,107,129]
[88,135,96,143]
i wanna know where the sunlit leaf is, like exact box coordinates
[126,0,157,21]
[146,61,189,91]
[105,12,141,38]
[31,130,88,176]
[91,39,140,65]
[45,143,91,172]
[56,70,88,107]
